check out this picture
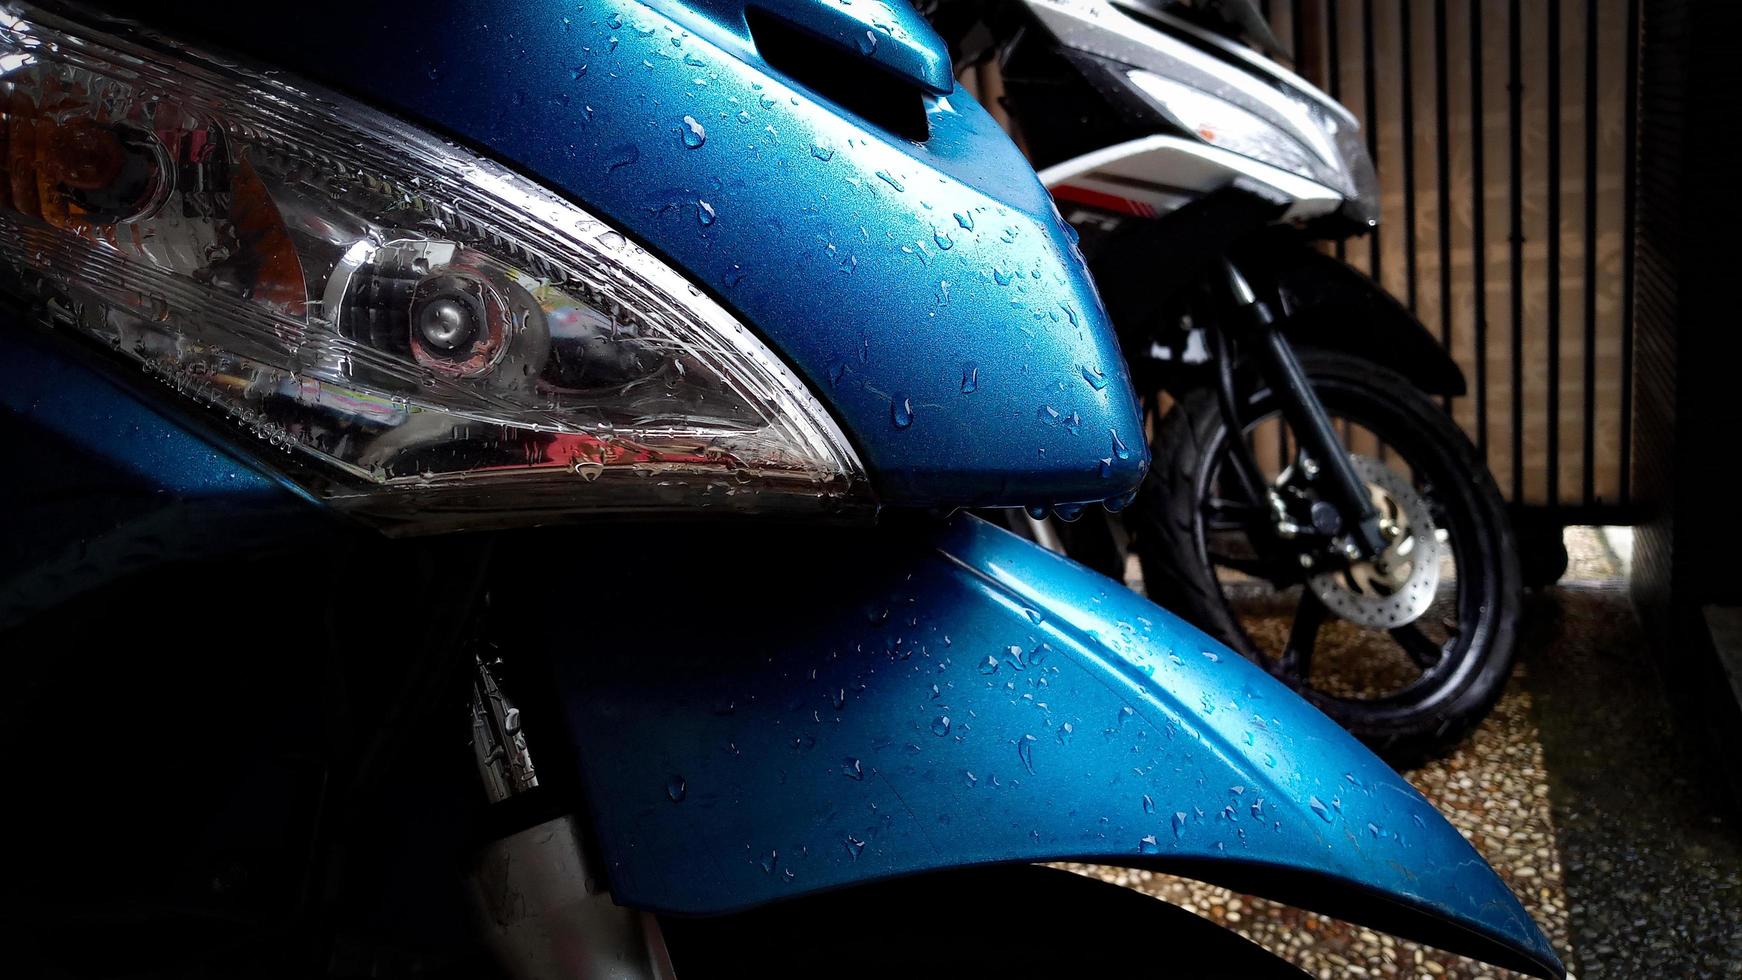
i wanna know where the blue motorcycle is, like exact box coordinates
[0,1,1558,976]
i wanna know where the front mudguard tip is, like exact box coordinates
[546,515,1562,978]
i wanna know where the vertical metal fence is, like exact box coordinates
[1265,0,1640,518]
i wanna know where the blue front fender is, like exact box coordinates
[546,516,1561,978]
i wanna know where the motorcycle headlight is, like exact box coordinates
[0,4,866,530]
[1129,70,1322,178]
[1125,68,1377,222]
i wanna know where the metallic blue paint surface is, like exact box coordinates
[126,0,1147,509]
[550,514,1560,977]
[642,0,956,92]
[0,325,287,499]
[0,322,313,623]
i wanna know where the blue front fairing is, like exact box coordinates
[0,289,1560,980]
[542,514,1561,978]
[110,0,1147,510]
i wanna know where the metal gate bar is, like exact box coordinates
[1277,1,1640,518]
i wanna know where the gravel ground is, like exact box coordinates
[1078,528,1742,978]
[1528,587,1742,979]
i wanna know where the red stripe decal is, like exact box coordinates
[1051,183,1156,217]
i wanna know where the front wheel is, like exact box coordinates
[1132,351,1521,763]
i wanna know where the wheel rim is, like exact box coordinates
[1190,385,1497,723]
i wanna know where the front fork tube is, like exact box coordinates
[1214,260,1388,560]
[469,656,677,980]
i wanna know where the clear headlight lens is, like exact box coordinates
[1126,69,1331,188]
[0,5,865,530]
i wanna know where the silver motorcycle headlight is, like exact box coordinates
[1128,69,1322,178]
[1126,68,1378,224]
[0,4,866,530]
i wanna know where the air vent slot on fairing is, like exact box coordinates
[748,9,930,143]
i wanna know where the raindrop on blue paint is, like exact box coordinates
[679,115,707,148]
[605,143,639,173]
[891,396,914,429]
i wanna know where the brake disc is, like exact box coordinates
[1306,454,1441,629]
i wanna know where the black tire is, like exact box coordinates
[1132,351,1522,763]
[1511,509,1571,589]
